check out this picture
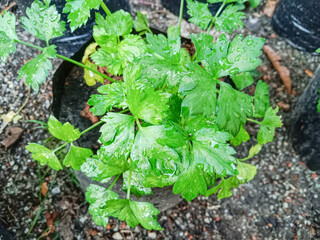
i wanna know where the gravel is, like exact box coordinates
[1,0,320,239]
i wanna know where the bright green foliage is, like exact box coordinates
[22,0,65,42]
[173,164,207,202]
[0,11,18,62]
[48,115,81,142]
[257,107,282,144]
[134,11,152,34]
[249,0,262,8]
[186,0,212,30]
[88,82,127,116]
[104,199,163,230]
[99,113,135,160]
[95,10,133,36]
[190,33,213,61]
[85,185,119,227]
[123,171,153,197]
[82,43,104,86]
[217,82,253,136]
[63,144,93,170]
[241,144,262,161]
[215,4,245,33]
[231,72,254,90]
[254,80,270,117]
[206,160,256,199]
[317,48,320,54]
[18,45,57,92]
[26,143,62,170]
[231,126,250,146]
[63,0,102,32]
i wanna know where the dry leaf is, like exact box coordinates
[81,102,99,124]
[277,101,290,111]
[305,69,314,78]
[264,0,279,17]
[1,111,15,122]
[85,228,98,238]
[41,182,48,197]
[41,212,57,237]
[2,127,23,148]
[263,45,291,94]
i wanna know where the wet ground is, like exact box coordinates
[1,0,320,239]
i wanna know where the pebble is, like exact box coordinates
[12,165,18,171]
[51,187,61,195]
[148,232,157,239]
[112,232,123,240]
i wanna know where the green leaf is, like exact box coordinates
[85,184,119,227]
[99,113,135,160]
[95,10,133,37]
[131,126,181,187]
[190,32,213,61]
[118,34,147,63]
[180,63,217,117]
[48,115,81,142]
[215,4,245,33]
[230,126,250,146]
[203,34,264,78]
[26,143,62,170]
[125,67,171,124]
[122,171,153,197]
[63,0,102,32]
[317,48,320,54]
[81,42,104,86]
[173,164,207,202]
[104,199,163,230]
[257,107,282,144]
[0,11,18,62]
[91,48,123,75]
[208,160,257,199]
[230,72,254,90]
[249,0,261,8]
[18,45,57,92]
[241,144,262,160]
[88,82,127,116]
[63,144,93,170]
[254,80,271,117]
[186,0,213,30]
[216,82,253,136]
[134,11,151,34]
[22,0,65,41]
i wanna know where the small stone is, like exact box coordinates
[51,187,61,195]
[112,232,123,240]
[12,165,18,171]
[148,232,157,239]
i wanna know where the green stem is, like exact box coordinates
[119,109,130,114]
[15,39,116,83]
[108,174,121,190]
[247,118,261,125]
[100,1,111,15]
[206,0,226,34]
[178,0,184,34]
[127,169,132,200]
[135,118,142,130]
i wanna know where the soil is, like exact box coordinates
[1,0,320,240]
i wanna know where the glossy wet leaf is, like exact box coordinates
[215,4,245,33]
[249,0,261,8]
[207,160,257,199]
[122,171,153,197]
[95,10,133,37]
[104,199,163,230]
[0,11,18,62]
[88,82,127,116]
[26,143,62,170]
[63,0,102,32]
[18,45,57,92]
[242,144,262,160]
[63,144,93,170]
[230,72,254,90]
[216,82,253,136]
[179,63,218,117]
[186,0,213,30]
[22,0,65,41]
[254,80,270,117]
[173,164,207,202]
[99,113,135,160]
[85,184,119,227]
[257,107,282,144]
[134,11,151,34]
[230,126,250,146]
[82,42,104,86]
[190,33,213,61]
[48,115,81,142]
